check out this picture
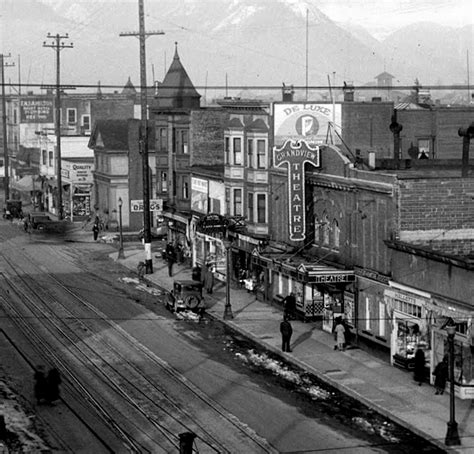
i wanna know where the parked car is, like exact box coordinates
[165,280,204,313]
[29,213,53,230]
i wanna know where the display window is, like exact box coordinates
[393,318,431,369]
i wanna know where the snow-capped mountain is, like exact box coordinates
[2,0,471,94]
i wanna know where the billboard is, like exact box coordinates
[20,98,54,123]
[273,103,341,146]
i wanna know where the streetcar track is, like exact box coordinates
[0,244,276,453]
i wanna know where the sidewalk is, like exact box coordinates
[113,245,473,453]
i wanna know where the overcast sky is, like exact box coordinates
[315,0,473,38]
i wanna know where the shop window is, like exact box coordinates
[233,137,242,165]
[257,139,267,168]
[365,297,370,331]
[247,192,254,222]
[393,320,430,369]
[378,301,385,337]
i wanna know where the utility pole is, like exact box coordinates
[1,53,14,202]
[43,33,73,220]
[120,0,164,274]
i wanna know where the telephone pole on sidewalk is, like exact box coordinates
[120,0,164,274]
[1,53,15,202]
[43,33,73,220]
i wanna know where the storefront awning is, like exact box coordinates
[252,249,354,284]
[11,175,37,191]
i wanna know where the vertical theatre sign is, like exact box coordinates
[274,139,320,242]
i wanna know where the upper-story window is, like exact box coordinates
[176,129,188,154]
[42,149,47,165]
[247,192,254,222]
[48,151,54,167]
[233,137,242,165]
[182,179,189,199]
[158,128,167,152]
[256,139,267,169]
[247,139,254,168]
[257,193,267,223]
[81,115,91,132]
[332,219,340,249]
[67,108,76,124]
[160,171,168,193]
[417,138,431,159]
[233,188,242,216]
[322,213,330,246]
[225,137,230,164]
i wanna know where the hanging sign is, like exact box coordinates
[274,139,320,241]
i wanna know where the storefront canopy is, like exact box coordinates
[252,249,354,284]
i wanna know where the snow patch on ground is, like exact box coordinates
[0,381,49,452]
[235,349,331,400]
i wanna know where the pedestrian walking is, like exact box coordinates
[433,356,448,395]
[204,264,214,294]
[413,347,426,386]
[280,316,293,352]
[34,366,47,405]
[283,292,296,320]
[334,319,346,351]
[92,222,99,241]
[166,243,176,277]
[45,367,61,404]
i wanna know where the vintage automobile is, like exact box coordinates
[29,213,53,230]
[165,279,204,313]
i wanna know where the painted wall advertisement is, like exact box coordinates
[273,103,341,147]
[20,98,54,123]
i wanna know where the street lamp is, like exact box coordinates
[117,197,125,259]
[223,237,233,320]
[445,318,461,446]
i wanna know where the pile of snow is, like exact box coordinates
[0,381,49,452]
[236,349,331,400]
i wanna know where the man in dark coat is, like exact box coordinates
[413,348,426,386]
[433,356,449,395]
[280,316,293,352]
[166,243,176,277]
[283,292,296,320]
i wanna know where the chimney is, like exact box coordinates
[459,122,474,177]
[389,112,403,168]
[343,81,354,102]
[282,83,294,102]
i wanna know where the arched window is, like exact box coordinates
[332,219,340,249]
[322,213,330,245]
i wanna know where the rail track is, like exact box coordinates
[0,242,275,453]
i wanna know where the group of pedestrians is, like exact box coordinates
[34,366,62,405]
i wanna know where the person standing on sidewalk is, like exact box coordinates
[283,292,296,320]
[280,316,293,352]
[166,243,176,277]
[433,356,448,394]
[334,319,346,351]
[413,347,426,386]
[92,221,99,241]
